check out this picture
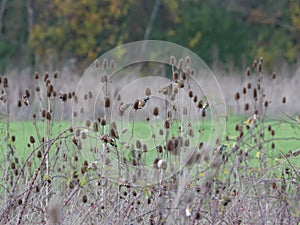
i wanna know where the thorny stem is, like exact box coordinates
[16,129,70,225]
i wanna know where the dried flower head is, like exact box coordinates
[170,56,176,66]
[153,107,159,116]
[145,88,151,96]
[234,92,240,101]
[105,97,110,108]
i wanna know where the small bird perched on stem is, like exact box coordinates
[134,97,150,110]
[159,84,173,96]
[86,160,100,171]
[172,79,184,88]
[244,113,259,127]
[100,134,117,147]
[22,95,30,106]
[119,102,132,112]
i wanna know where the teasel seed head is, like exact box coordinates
[178,58,184,70]
[117,94,121,101]
[81,132,87,140]
[11,162,16,169]
[202,110,206,117]
[82,195,88,203]
[272,72,276,80]
[159,129,164,135]
[170,56,176,66]
[271,142,275,149]
[101,118,106,126]
[243,87,247,94]
[101,75,108,83]
[17,100,22,107]
[164,120,170,129]
[199,142,203,149]
[167,140,173,151]
[3,77,8,88]
[44,73,49,82]
[95,59,100,68]
[145,88,151,96]
[244,103,249,111]
[34,72,39,79]
[188,128,194,137]
[105,97,110,108]
[110,60,115,70]
[136,140,141,149]
[246,67,251,76]
[142,144,148,152]
[268,125,272,131]
[247,82,252,89]
[188,90,193,98]
[282,97,286,104]
[184,139,190,147]
[29,136,35,144]
[102,59,108,70]
[239,131,244,138]
[193,95,197,103]
[173,71,179,80]
[181,72,186,80]
[234,92,240,101]
[167,111,172,118]
[37,150,42,158]
[25,89,30,97]
[271,130,275,136]
[252,60,257,69]
[133,101,139,110]
[41,110,46,118]
[153,107,159,116]
[253,88,257,100]
[264,101,269,108]
[258,62,262,72]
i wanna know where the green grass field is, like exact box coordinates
[1,115,299,164]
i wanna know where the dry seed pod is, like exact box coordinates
[153,107,159,116]
[105,97,110,108]
[145,88,151,96]
[170,56,176,66]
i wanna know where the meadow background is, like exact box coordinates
[0,0,300,224]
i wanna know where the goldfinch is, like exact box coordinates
[172,79,184,88]
[158,84,173,96]
[119,102,132,112]
[86,160,99,171]
[58,91,67,101]
[22,95,30,106]
[244,113,259,126]
[202,102,209,110]
[100,134,117,147]
[134,97,150,110]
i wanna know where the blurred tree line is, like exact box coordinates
[0,0,300,73]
